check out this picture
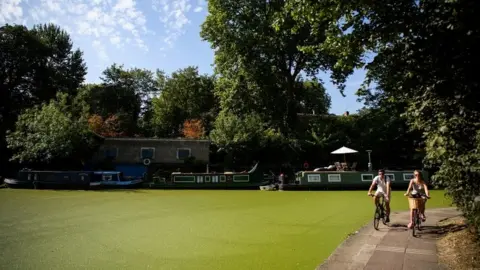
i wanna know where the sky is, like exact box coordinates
[1,0,367,115]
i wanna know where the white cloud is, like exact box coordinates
[2,0,152,63]
[1,0,202,62]
[152,0,193,49]
[92,39,109,62]
[0,0,23,24]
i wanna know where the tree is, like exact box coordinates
[297,80,331,115]
[151,66,218,137]
[284,0,480,235]
[76,64,159,136]
[88,114,126,137]
[0,23,87,175]
[182,119,205,139]
[200,0,337,136]
[210,111,287,167]
[29,23,87,101]
[6,93,99,167]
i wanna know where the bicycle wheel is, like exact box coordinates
[374,206,381,230]
[381,205,388,225]
[416,212,422,231]
[412,209,417,237]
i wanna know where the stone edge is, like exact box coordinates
[314,219,373,269]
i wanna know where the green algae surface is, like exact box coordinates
[0,189,451,270]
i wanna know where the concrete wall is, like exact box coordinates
[91,138,210,164]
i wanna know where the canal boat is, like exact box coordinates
[286,169,429,190]
[147,162,269,189]
[4,169,94,189]
[93,171,143,187]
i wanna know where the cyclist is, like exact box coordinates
[367,169,391,223]
[404,170,430,229]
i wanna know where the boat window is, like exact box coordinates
[220,175,226,182]
[307,174,321,182]
[361,174,374,181]
[104,148,118,159]
[328,174,341,182]
[141,147,155,159]
[176,148,191,160]
[205,176,211,182]
[28,174,32,181]
[102,175,113,181]
[403,173,414,181]
[385,174,395,181]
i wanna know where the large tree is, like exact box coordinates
[151,66,218,137]
[297,80,331,115]
[0,23,87,175]
[6,93,99,168]
[284,0,480,234]
[200,0,336,136]
[76,64,160,136]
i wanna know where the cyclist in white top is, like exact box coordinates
[368,169,391,223]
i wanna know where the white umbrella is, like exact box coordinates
[331,146,358,162]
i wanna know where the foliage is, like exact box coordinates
[297,80,331,115]
[6,93,98,165]
[182,119,205,139]
[200,0,335,135]
[88,114,126,137]
[283,0,480,235]
[76,64,159,136]
[0,23,87,175]
[210,111,292,166]
[151,66,218,137]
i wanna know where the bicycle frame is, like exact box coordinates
[371,194,387,230]
[408,195,428,237]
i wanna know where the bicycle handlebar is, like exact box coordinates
[405,194,431,199]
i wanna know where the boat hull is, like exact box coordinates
[3,178,35,188]
[101,179,144,188]
[146,162,268,189]
[286,170,429,190]
[146,180,271,190]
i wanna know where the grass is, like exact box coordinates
[0,189,451,270]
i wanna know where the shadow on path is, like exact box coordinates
[316,207,461,270]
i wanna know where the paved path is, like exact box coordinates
[316,207,461,270]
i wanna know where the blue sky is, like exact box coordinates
[1,0,366,115]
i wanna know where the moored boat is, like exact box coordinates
[4,169,93,189]
[147,162,269,189]
[93,171,143,187]
[286,169,429,190]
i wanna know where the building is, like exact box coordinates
[90,137,211,179]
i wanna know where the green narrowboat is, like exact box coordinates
[287,170,429,190]
[147,162,269,189]
[4,170,96,189]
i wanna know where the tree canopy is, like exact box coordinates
[200,0,335,136]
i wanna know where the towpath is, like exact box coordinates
[316,207,461,270]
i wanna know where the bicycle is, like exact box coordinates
[405,194,430,237]
[369,193,388,230]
